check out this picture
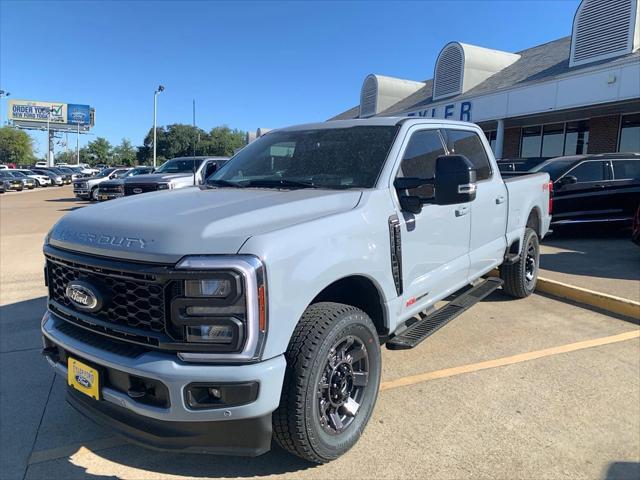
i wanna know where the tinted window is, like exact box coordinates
[530,159,577,181]
[613,160,640,180]
[442,129,491,180]
[568,161,606,182]
[396,130,445,198]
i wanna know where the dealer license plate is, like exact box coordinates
[67,356,100,400]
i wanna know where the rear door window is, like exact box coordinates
[441,129,492,180]
[612,160,640,180]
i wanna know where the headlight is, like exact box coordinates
[173,255,267,362]
[157,183,171,190]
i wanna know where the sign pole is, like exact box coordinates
[46,109,52,167]
[77,122,80,165]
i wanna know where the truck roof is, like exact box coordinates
[277,117,480,132]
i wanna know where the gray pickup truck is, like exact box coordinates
[41,118,551,463]
[118,156,228,197]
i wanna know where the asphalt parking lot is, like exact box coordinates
[1,187,639,480]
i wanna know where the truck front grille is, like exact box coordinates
[124,183,157,195]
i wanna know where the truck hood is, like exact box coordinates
[49,187,362,263]
[122,173,191,184]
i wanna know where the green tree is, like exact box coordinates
[0,127,36,164]
[85,137,113,165]
[55,150,80,164]
[113,138,137,166]
[140,124,246,163]
[204,126,246,156]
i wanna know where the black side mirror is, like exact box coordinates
[558,175,577,186]
[434,155,477,205]
[394,176,435,215]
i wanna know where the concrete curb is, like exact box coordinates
[536,276,640,321]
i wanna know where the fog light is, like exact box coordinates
[185,279,232,298]
[186,382,259,409]
[186,325,235,344]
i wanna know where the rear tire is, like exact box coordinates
[273,302,381,463]
[500,227,539,298]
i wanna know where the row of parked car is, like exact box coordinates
[73,156,228,201]
[0,163,99,192]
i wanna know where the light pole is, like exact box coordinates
[153,85,164,167]
[76,122,80,165]
[0,90,10,126]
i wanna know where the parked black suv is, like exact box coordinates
[531,153,640,226]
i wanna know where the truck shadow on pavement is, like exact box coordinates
[82,442,315,478]
[604,461,640,480]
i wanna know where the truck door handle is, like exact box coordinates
[455,206,469,217]
[495,195,506,204]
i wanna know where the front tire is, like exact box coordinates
[500,227,540,298]
[273,302,381,463]
[91,187,99,201]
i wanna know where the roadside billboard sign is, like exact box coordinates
[8,100,67,124]
[67,104,91,125]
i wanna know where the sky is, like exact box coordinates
[1,0,581,157]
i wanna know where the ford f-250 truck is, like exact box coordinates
[41,118,551,463]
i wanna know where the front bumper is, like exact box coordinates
[73,188,89,198]
[41,312,285,454]
[98,192,123,201]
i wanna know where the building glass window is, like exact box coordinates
[520,120,590,158]
[619,113,640,153]
[521,126,542,158]
[484,131,497,153]
[564,120,589,155]
[541,123,565,157]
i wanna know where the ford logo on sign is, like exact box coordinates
[65,281,102,312]
[132,187,143,194]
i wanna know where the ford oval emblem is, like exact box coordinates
[65,281,102,312]
[132,187,143,194]
[75,374,92,388]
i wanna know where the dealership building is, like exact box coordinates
[332,0,640,161]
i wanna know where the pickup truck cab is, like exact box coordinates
[41,118,551,463]
[119,156,228,197]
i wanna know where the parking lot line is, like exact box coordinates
[24,330,638,468]
[379,329,639,392]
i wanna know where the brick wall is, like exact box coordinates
[588,115,620,154]
[503,128,521,158]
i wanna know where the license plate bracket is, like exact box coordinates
[67,356,101,400]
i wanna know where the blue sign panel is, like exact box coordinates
[67,104,91,125]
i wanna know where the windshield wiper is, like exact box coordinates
[243,179,317,189]
[206,179,245,188]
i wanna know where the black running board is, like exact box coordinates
[386,277,504,350]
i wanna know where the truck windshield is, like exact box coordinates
[208,126,399,189]
[155,158,203,174]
